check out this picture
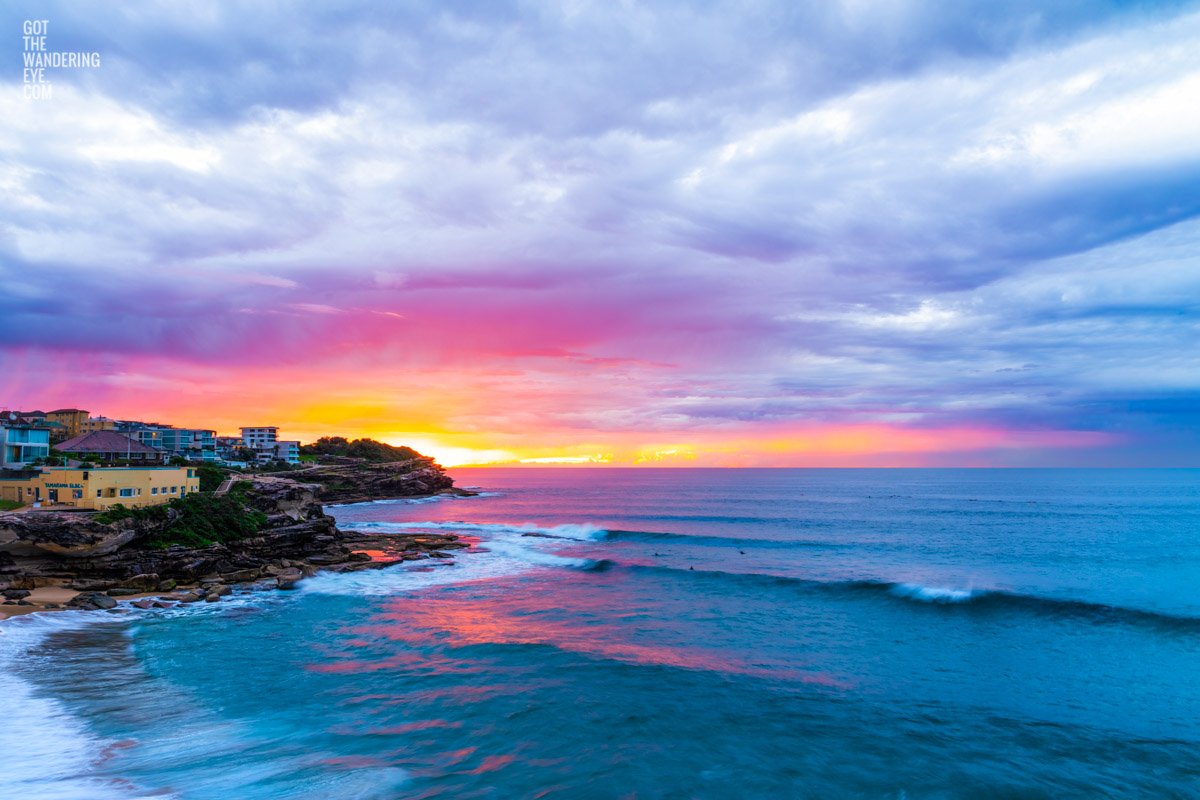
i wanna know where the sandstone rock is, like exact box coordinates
[220,568,260,582]
[16,600,33,606]
[3,589,30,600]
[306,554,345,565]
[131,599,155,610]
[68,592,118,610]
[204,593,221,603]
[208,584,233,598]
[347,552,373,562]
[69,578,117,591]
[298,459,458,505]
[156,579,177,592]
[106,588,142,597]
[120,573,160,590]
[180,593,203,603]
[44,602,60,608]
[1,512,150,557]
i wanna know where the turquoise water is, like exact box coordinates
[3,468,1199,798]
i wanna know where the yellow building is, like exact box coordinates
[45,409,90,438]
[0,467,200,510]
[79,416,116,435]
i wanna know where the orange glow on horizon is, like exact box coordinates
[5,356,1117,468]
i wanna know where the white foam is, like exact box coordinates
[302,520,602,597]
[0,612,171,800]
[890,583,981,603]
[344,520,606,541]
[326,491,501,509]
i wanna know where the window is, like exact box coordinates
[170,486,177,493]
[187,469,194,478]
[96,490,102,498]
[82,471,89,480]
[73,490,83,500]
[119,488,135,497]
[137,489,142,496]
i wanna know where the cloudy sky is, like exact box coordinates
[3,0,1199,466]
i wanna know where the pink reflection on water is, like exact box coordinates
[332,571,851,687]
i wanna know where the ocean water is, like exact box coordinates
[3,468,1199,799]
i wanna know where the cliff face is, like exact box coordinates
[294,457,469,504]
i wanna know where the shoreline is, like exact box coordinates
[0,487,471,624]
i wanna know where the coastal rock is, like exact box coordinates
[0,474,466,601]
[0,512,152,558]
[68,592,118,610]
[69,578,117,591]
[120,573,160,590]
[306,554,346,565]
[220,568,260,582]
[287,458,464,505]
[204,593,221,603]
[3,589,30,600]
[208,584,233,598]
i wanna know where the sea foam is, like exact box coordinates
[348,520,607,541]
[889,583,982,604]
[302,520,602,597]
[0,612,169,800]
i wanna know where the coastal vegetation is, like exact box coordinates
[94,483,267,549]
[196,463,226,492]
[299,436,421,463]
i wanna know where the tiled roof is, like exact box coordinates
[56,431,160,454]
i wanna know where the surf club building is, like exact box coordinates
[0,466,200,510]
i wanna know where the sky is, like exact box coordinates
[2,0,1199,467]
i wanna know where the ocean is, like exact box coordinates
[2,468,1198,799]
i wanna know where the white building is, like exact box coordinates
[253,440,300,464]
[240,427,299,464]
[240,427,278,448]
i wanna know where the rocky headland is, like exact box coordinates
[282,455,476,505]
[0,467,470,617]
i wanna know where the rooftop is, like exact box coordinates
[56,431,161,454]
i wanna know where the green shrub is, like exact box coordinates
[96,492,267,549]
[94,502,169,525]
[196,463,226,492]
[298,436,422,463]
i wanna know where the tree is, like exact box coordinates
[298,437,422,463]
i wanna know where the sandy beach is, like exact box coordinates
[0,583,173,621]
